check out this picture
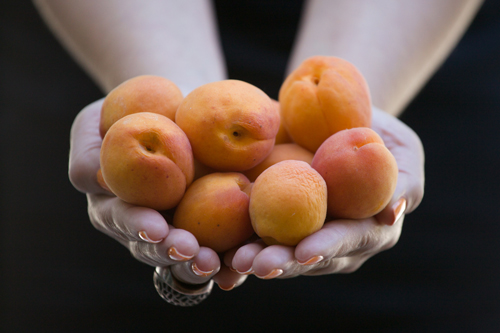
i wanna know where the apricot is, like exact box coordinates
[96,168,110,192]
[243,143,314,182]
[193,158,216,182]
[271,99,292,145]
[279,56,371,152]
[100,75,183,138]
[100,112,194,211]
[173,173,254,253]
[311,127,398,219]
[249,160,327,246]
[175,80,280,171]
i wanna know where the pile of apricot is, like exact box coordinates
[98,56,398,253]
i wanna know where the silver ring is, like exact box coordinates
[153,266,213,307]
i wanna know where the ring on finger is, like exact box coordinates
[153,266,213,307]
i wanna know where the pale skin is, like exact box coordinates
[35,0,482,290]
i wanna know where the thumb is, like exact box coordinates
[68,98,107,194]
[372,108,425,225]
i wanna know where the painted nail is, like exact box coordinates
[255,269,283,280]
[218,283,236,291]
[392,198,407,225]
[168,247,194,261]
[191,262,214,277]
[235,267,254,275]
[229,266,238,273]
[298,255,324,266]
[138,231,163,244]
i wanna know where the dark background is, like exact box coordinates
[1,1,499,332]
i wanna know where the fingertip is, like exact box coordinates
[231,242,265,274]
[297,255,324,266]
[124,205,170,243]
[68,159,103,194]
[294,223,340,262]
[164,228,200,260]
[213,265,248,291]
[192,247,220,276]
[393,198,407,222]
[375,197,407,226]
[254,268,283,280]
[252,245,293,278]
[69,99,105,194]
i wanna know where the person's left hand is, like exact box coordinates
[69,98,224,289]
[221,107,424,280]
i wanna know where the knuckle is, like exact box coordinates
[68,164,88,193]
[355,232,374,252]
[411,183,425,210]
[129,242,163,266]
[339,258,366,274]
[86,196,131,242]
[303,257,346,275]
[380,230,402,252]
[349,228,380,256]
[87,203,106,233]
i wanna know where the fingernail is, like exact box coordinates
[298,255,324,266]
[138,231,163,244]
[168,247,194,261]
[255,269,283,280]
[392,198,407,225]
[235,267,254,275]
[228,266,237,273]
[191,262,214,277]
[218,283,236,291]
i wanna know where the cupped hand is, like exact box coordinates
[224,107,424,279]
[68,99,221,285]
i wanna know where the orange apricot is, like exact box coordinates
[243,143,314,182]
[175,80,280,172]
[100,112,194,211]
[100,75,183,138]
[249,160,327,246]
[173,173,254,253]
[272,99,293,145]
[311,127,398,219]
[279,56,371,152]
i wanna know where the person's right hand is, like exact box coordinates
[223,107,424,280]
[68,99,243,288]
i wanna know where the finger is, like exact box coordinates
[375,182,408,226]
[170,246,220,285]
[226,239,266,275]
[69,98,106,194]
[300,214,405,276]
[387,131,424,215]
[129,228,199,267]
[301,255,366,276]
[371,107,425,214]
[87,193,169,243]
[251,245,303,279]
[295,218,402,268]
[212,265,248,291]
